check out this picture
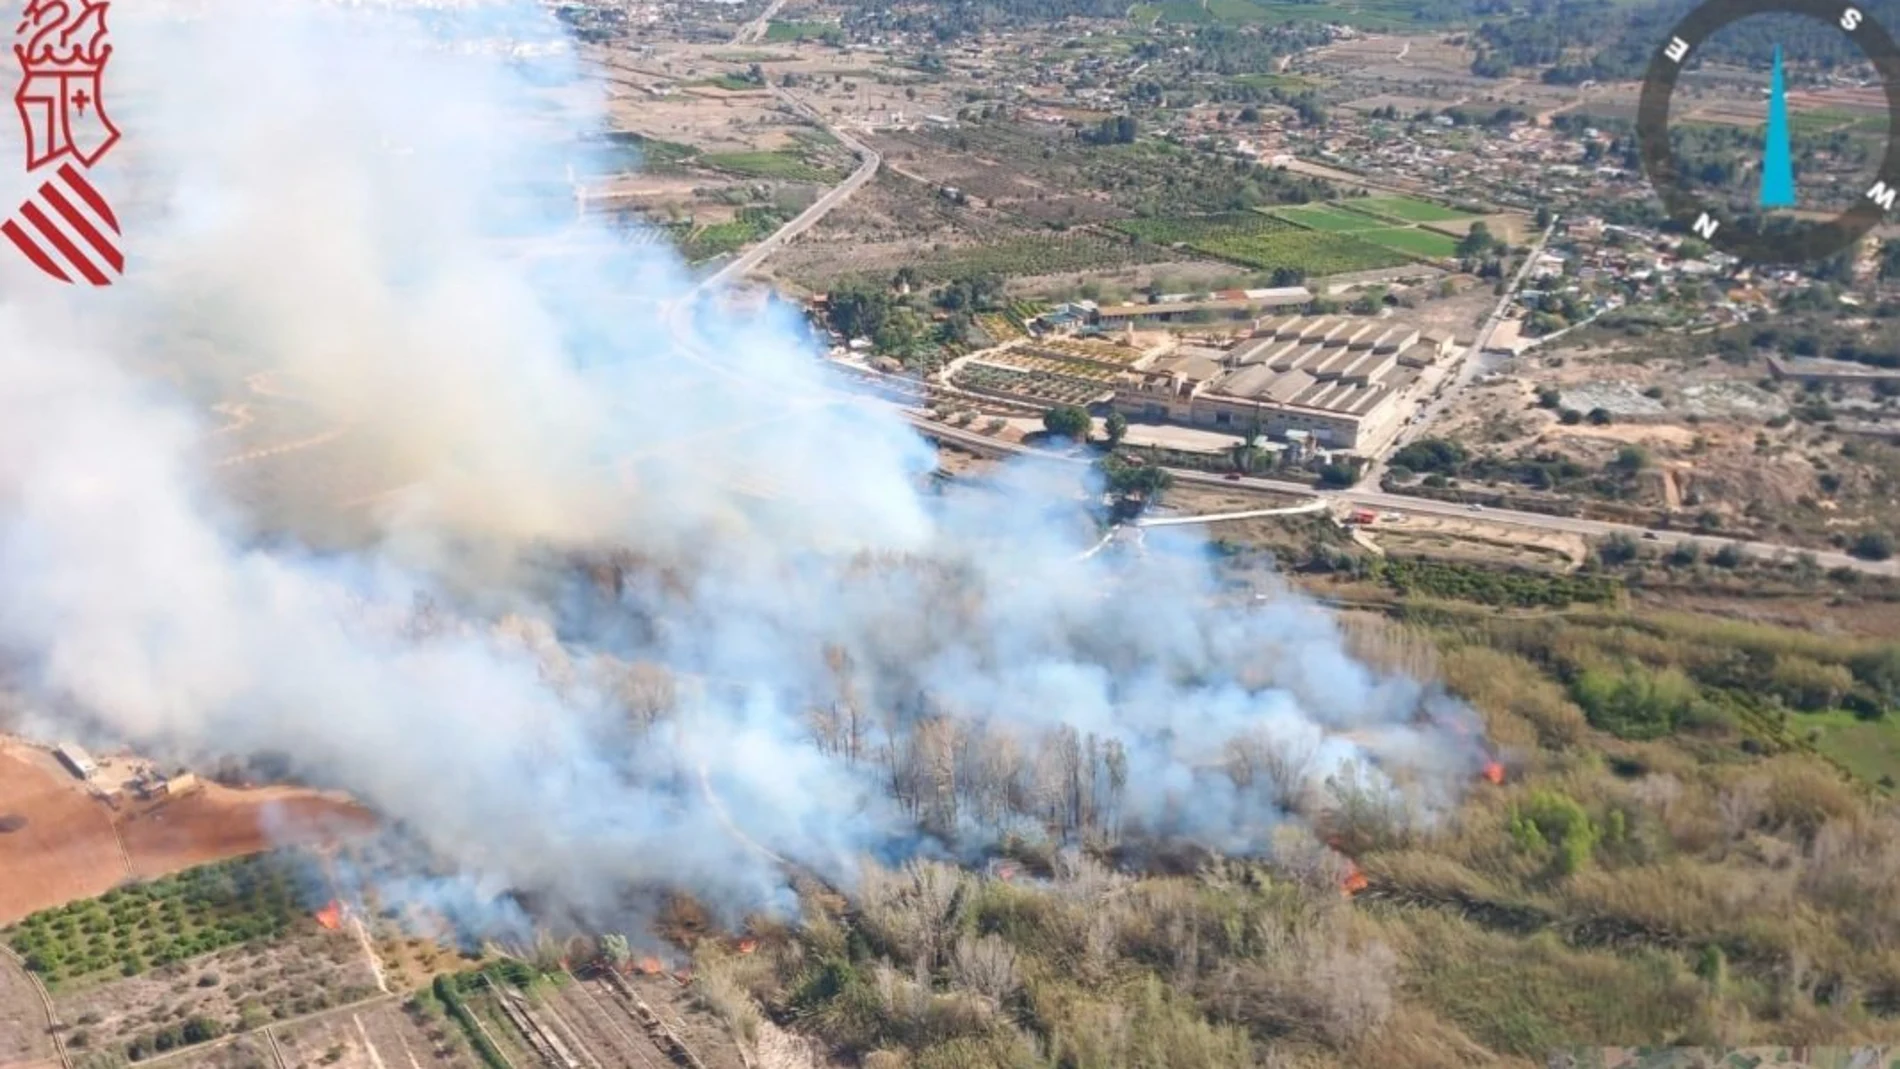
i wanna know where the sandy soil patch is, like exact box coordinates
[0,744,127,927]
[0,952,55,1069]
[118,787,376,882]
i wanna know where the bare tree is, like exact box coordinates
[950,934,1020,1003]
[1227,728,1320,812]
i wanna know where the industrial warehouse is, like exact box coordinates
[944,313,1456,454]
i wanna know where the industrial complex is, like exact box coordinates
[944,312,1457,454]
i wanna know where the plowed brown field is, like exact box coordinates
[0,739,376,925]
[0,744,125,926]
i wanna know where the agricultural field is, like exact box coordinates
[1346,195,1478,224]
[905,234,1180,283]
[4,855,307,989]
[1264,198,1476,263]
[1271,203,1382,233]
[1111,211,1430,275]
[432,962,745,1069]
[763,19,841,43]
[1134,0,1431,30]
[1355,225,1461,258]
[1111,212,1294,245]
[951,362,1115,406]
[678,207,788,263]
[1022,338,1148,369]
[58,927,380,1067]
[987,350,1124,383]
[698,150,837,183]
[203,1000,462,1069]
[1193,228,1409,275]
[0,744,124,926]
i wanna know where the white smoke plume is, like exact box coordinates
[0,0,1489,930]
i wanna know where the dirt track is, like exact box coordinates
[0,949,58,1069]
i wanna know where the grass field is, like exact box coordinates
[1356,226,1461,258]
[763,19,840,42]
[1264,198,1471,262]
[1148,0,1431,29]
[1271,203,1380,232]
[1348,195,1476,223]
[699,150,837,182]
[1804,708,1900,786]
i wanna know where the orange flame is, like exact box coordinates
[736,938,759,955]
[1482,761,1505,785]
[314,900,343,931]
[1341,861,1368,898]
[637,957,663,975]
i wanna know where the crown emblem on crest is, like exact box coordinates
[14,0,113,76]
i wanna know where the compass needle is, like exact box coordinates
[1761,44,1797,208]
[1639,0,1900,263]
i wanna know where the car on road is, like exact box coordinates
[1224,473,1243,481]
[1643,531,1660,540]
[1467,503,1484,512]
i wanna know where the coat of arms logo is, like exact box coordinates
[5,0,124,285]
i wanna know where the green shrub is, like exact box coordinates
[1508,789,1600,875]
[1570,664,1700,740]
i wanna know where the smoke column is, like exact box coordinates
[0,0,1489,930]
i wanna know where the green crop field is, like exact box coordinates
[1270,204,1382,232]
[1347,195,1476,223]
[700,151,837,182]
[1264,199,1468,262]
[4,856,304,989]
[764,19,841,42]
[1111,213,1295,245]
[909,234,1180,281]
[1192,230,1408,275]
[1149,0,1428,29]
[1356,226,1461,258]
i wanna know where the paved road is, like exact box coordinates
[699,87,879,292]
[1135,499,1328,528]
[731,0,788,45]
[650,105,1893,581]
[1365,216,1557,486]
[908,413,1899,577]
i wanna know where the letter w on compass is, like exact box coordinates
[14,0,119,172]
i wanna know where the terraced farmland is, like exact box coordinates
[1022,339,1147,369]
[952,362,1115,406]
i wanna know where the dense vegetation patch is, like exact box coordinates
[5,856,306,989]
